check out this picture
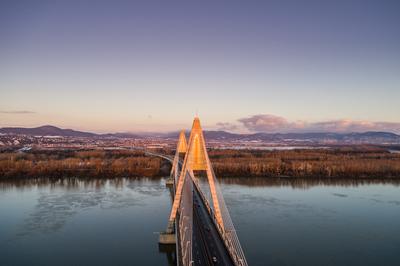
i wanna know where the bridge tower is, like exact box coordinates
[159,117,248,266]
[160,130,188,244]
[167,130,187,186]
[169,117,224,230]
[177,130,188,153]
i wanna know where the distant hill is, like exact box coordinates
[201,131,400,143]
[101,132,141,138]
[1,125,399,144]
[0,126,142,139]
[139,130,400,144]
[0,125,97,137]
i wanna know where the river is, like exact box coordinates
[1,177,399,266]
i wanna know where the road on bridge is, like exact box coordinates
[157,118,247,266]
[192,183,234,266]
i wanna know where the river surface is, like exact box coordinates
[1,177,399,266]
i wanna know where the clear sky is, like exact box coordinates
[1,0,399,133]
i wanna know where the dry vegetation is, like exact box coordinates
[209,147,400,178]
[0,150,168,179]
[1,147,400,179]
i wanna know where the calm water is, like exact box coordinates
[1,177,400,266]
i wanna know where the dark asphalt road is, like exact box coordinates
[191,185,234,266]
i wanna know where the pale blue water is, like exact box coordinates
[0,178,399,266]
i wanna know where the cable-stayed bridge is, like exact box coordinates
[158,117,248,266]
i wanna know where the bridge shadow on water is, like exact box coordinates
[159,243,177,266]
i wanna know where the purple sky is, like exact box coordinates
[1,0,399,133]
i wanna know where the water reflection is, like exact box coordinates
[0,177,164,191]
[1,176,399,191]
[0,177,174,266]
[159,243,177,266]
[1,177,399,266]
[16,184,151,237]
[332,193,348,198]
[219,177,400,189]
[0,177,170,239]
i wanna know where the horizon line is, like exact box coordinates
[0,124,399,136]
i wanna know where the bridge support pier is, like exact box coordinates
[158,232,175,244]
[158,220,176,245]
[165,177,174,186]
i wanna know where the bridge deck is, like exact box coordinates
[192,183,234,266]
[154,116,247,266]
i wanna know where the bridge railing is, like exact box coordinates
[211,166,248,266]
[143,150,174,162]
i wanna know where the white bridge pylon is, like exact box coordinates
[169,117,224,230]
[170,130,187,184]
[166,117,248,266]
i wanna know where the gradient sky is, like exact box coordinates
[1,0,399,133]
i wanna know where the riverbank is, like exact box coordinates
[1,147,400,179]
[0,150,170,179]
[209,147,400,178]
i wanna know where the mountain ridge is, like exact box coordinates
[1,125,400,144]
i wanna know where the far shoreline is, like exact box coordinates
[1,147,400,180]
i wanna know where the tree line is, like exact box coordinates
[209,148,400,178]
[0,150,168,179]
[1,147,400,179]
